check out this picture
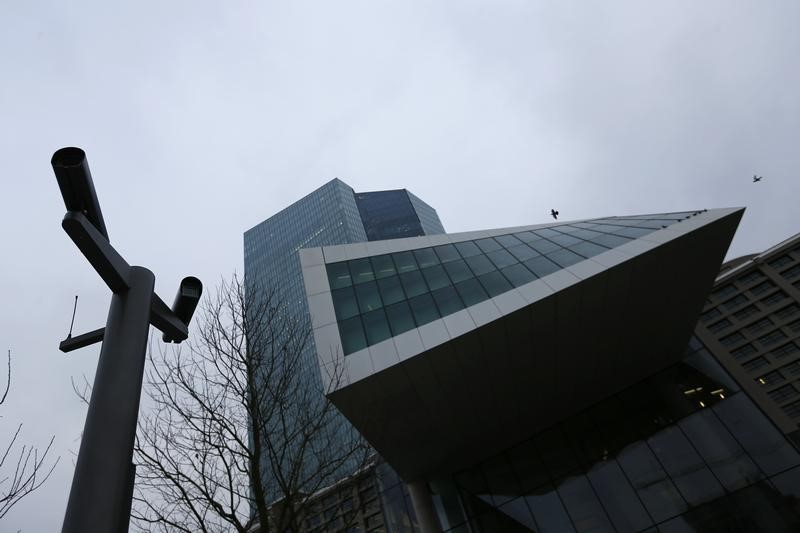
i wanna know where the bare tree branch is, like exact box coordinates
[127,276,372,532]
[0,349,61,520]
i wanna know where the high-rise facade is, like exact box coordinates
[244,180,444,336]
[243,178,444,519]
[694,232,800,446]
[301,208,800,532]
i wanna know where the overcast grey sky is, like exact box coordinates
[2,1,799,530]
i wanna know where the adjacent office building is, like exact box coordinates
[243,178,444,517]
[301,208,800,532]
[694,232,800,447]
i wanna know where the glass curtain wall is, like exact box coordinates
[428,340,800,532]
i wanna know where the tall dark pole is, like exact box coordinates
[52,148,202,533]
[62,267,154,532]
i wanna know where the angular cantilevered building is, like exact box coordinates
[300,208,800,532]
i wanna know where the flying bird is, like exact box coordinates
[550,209,559,220]
[753,175,763,183]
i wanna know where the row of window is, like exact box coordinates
[327,215,693,354]
[709,247,799,302]
[730,340,799,363]
[709,302,800,337]
[720,327,788,349]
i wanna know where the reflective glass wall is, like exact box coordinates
[326,212,698,355]
[355,190,445,241]
[428,341,800,532]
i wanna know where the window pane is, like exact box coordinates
[647,425,724,506]
[327,262,352,289]
[339,316,366,355]
[393,251,418,273]
[465,254,496,276]
[385,301,415,336]
[569,241,608,258]
[355,281,383,313]
[612,226,652,238]
[413,248,439,269]
[486,249,517,269]
[501,263,537,287]
[528,239,561,255]
[547,248,584,268]
[422,265,451,291]
[534,228,560,238]
[434,244,461,263]
[431,286,464,316]
[548,233,582,247]
[478,271,513,298]
[524,256,561,277]
[371,254,397,279]
[362,309,391,345]
[444,259,473,284]
[495,234,523,248]
[377,275,406,306]
[332,286,359,320]
[349,258,375,284]
[557,475,615,532]
[587,461,652,532]
[679,408,762,491]
[400,270,428,299]
[508,244,540,262]
[455,278,489,307]
[454,241,482,258]
[475,238,502,253]
[713,393,800,476]
[525,485,576,533]
[408,293,440,326]
[513,231,540,243]
[589,233,631,248]
[618,441,687,523]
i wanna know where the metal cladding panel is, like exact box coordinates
[308,208,744,480]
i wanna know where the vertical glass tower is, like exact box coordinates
[244,180,444,324]
[355,189,445,241]
[243,178,444,497]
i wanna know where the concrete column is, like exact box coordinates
[407,480,442,533]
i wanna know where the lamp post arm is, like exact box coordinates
[150,294,188,343]
[62,211,130,293]
[60,328,106,353]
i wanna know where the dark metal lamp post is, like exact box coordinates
[52,147,202,533]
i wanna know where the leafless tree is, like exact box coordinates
[124,276,372,532]
[0,349,60,520]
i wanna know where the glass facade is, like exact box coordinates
[428,342,800,532]
[243,178,445,507]
[355,189,446,241]
[326,212,698,355]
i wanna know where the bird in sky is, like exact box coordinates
[753,175,763,183]
[550,209,559,220]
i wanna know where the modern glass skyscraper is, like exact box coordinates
[244,180,444,334]
[243,178,444,510]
